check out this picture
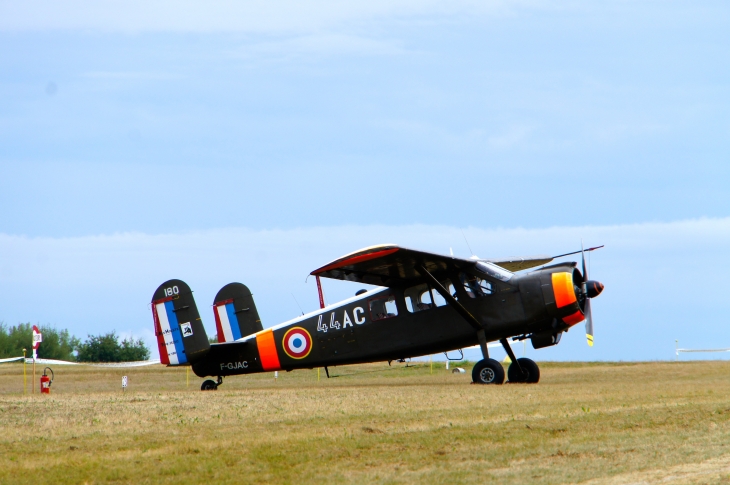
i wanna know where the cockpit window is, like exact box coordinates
[476,262,513,282]
[460,272,493,298]
[369,294,398,321]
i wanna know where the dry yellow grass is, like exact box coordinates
[1,361,729,484]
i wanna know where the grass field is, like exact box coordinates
[1,360,729,484]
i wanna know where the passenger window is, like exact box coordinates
[369,294,398,321]
[432,282,450,307]
[460,272,493,298]
[404,281,451,312]
[405,283,432,313]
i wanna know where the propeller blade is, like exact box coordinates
[581,240,594,347]
[584,298,593,347]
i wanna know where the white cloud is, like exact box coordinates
[81,71,182,80]
[234,33,408,61]
[0,0,517,34]
[487,125,533,149]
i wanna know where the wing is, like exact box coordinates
[483,255,553,272]
[486,245,605,271]
[310,244,478,287]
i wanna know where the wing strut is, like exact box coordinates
[415,264,482,332]
[416,264,522,369]
[316,276,325,309]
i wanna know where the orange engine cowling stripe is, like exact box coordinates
[552,272,577,308]
[562,310,585,326]
[256,329,281,371]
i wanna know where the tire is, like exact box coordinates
[507,358,540,383]
[472,359,505,384]
[201,379,218,391]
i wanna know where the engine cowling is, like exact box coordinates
[549,270,585,326]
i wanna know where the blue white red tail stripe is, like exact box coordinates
[214,302,242,342]
[154,300,187,365]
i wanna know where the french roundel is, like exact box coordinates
[282,327,313,359]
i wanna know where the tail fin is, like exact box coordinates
[151,279,210,365]
[213,283,264,342]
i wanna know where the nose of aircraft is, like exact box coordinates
[586,280,604,299]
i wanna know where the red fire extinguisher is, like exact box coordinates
[40,367,54,394]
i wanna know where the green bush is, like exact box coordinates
[76,331,150,362]
[0,322,80,360]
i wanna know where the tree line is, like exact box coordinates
[0,323,150,362]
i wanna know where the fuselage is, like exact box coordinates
[191,261,584,378]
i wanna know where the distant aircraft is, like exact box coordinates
[151,244,604,390]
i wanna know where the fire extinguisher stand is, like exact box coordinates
[40,368,53,394]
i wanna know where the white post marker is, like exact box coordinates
[675,339,679,361]
[32,326,42,394]
[274,371,278,381]
[122,375,128,392]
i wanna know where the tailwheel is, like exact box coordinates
[201,379,218,391]
[507,358,540,383]
[472,358,505,385]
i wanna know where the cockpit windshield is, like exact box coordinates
[475,261,513,282]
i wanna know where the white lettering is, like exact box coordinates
[354,307,365,324]
[342,310,353,328]
[329,312,340,330]
[317,314,327,333]
[220,361,249,370]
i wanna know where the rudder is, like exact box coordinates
[151,279,210,365]
[213,283,264,342]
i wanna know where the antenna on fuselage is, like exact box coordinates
[461,229,475,257]
[291,293,305,316]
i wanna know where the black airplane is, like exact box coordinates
[150,244,604,390]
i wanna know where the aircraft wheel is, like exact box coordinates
[507,358,540,383]
[472,359,505,385]
[201,379,218,391]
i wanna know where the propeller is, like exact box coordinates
[580,241,604,347]
[581,242,593,346]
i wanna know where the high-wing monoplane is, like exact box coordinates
[150,244,604,389]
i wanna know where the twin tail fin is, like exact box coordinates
[151,280,264,366]
[151,279,211,366]
[213,283,263,342]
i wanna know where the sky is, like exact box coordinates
[1,1,729,362]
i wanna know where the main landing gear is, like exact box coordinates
[201,376,223,391]
[471,357,540,384]
[471,332,540,384]
[507,358,540,383]
[472,359,505,384]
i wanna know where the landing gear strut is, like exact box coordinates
[201,376,223,391]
